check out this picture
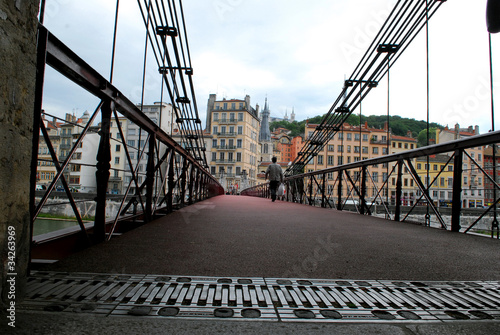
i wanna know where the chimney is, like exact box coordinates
[454,123,459,140]
[384,121,388,131]
[364,121,368,129]
[468,126,473,133]
[475,125,480,135]
[407,130,412,138]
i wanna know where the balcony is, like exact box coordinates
[215,159,236,164]
[214,145,237,150]
[215,118,238,125]
[216,132,237,137]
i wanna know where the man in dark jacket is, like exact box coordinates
[265,156,284,202]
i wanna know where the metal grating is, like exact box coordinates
[20,271,500,322]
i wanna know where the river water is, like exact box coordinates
[33,218,83,236]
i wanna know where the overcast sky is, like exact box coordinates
[41,0,499,134]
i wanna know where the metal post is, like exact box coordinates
[322,173,326,208]
[337,170,343,210]
[451,149,463,232]
[360,166,367,215]
[166,152,174,213]
[180,159,188,207]
[94,100,113,243]
[395,160,403,221]
[29,25,48,264]
[308,176,313,206]
[145,134,155,222]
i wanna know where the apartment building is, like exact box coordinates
[206,94,261,192]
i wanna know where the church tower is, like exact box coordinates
[259,98,273,162]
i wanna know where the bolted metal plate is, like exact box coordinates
[19,271,500,323]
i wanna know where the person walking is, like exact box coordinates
[265,156,284,202]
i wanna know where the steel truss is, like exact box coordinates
[30,23,223,252]
[243,131,500,238]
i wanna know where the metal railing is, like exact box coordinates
[242,131,500,238]
[30,22,223,253]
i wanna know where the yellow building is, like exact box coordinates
[37,115,61,188]
[206,94,261,192]
[415,154,455,207]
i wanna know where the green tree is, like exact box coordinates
[417,128,438,147]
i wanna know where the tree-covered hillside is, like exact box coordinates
[270,114,443,147]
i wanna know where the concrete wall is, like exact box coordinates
[0,0,40,310]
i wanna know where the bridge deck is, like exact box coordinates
[39,195,500,281]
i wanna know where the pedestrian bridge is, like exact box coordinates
[21,195,500,325]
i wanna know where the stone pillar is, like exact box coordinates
[0,0,40,310]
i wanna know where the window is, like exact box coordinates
[213,112,219,121]
[404,143,408,149]
[338,145,343,152]
[373,172,378,182]
[236,166,241,175]
[230,113,235,121]
[317,155,323,165]
[213,126,218,134]
[237,126,243,134]
[237,139,242,148]
[115,157,120,164]
[328,145,334,152]
[354,133,360,141]
[347,145,352,153]
[115,145,121,152]
[212,139,217,147]
[327,155,334,165]
[236,152,242,162]
[347,133,352,141]
[448,165,453,171]
[372,147,379,154]
[382,147,388,154]
[221,126,226,134]
[238,113,243,121]
[362,147,368,154]
[211,152,216,161]
[363,134,368,142]
[127,140,135,147]
[220,139,226,147]
[354,146,359,153]
[219,152,225,160]
[448,177,453,186]
[229,126,235,134]
[338,156,343,165]
[211,166,216,175]
[440,177,445,187]
[228,152,233,161]
[464,176,468,185]
[433,164,438,171]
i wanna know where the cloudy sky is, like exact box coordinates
[41,0,499,134]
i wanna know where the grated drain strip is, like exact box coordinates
[19,271,500,322]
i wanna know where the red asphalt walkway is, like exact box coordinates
[41,195,500,281]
